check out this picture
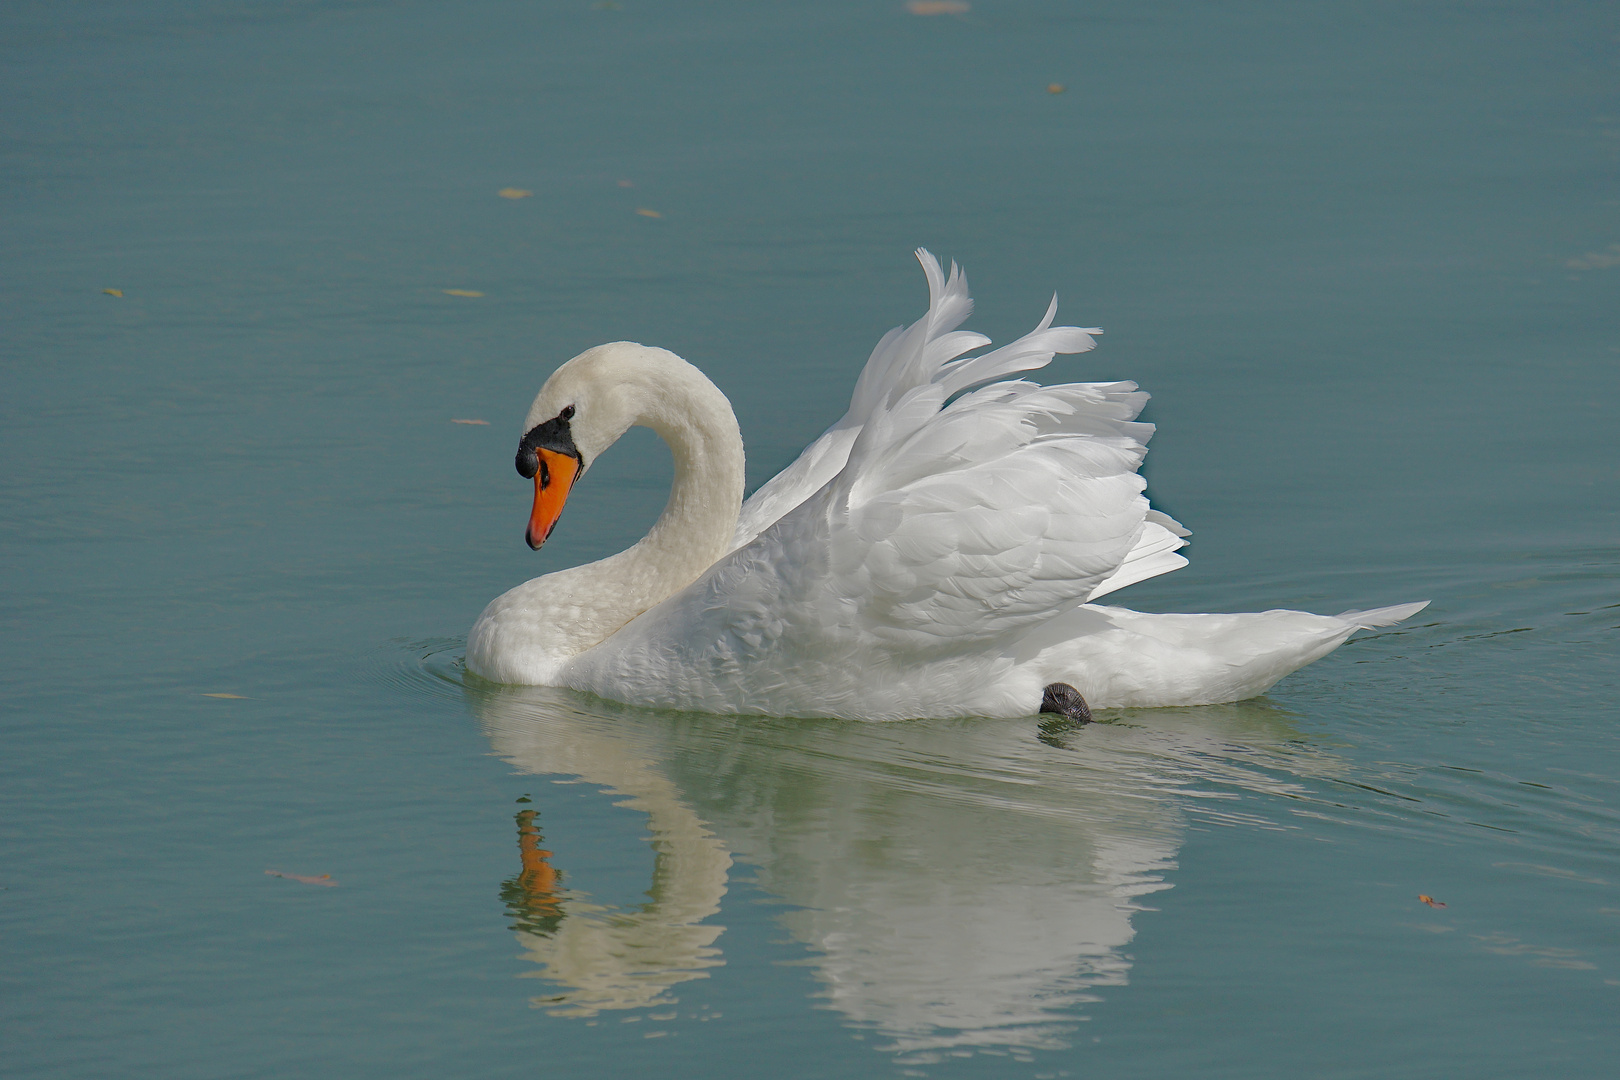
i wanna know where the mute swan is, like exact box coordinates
[467,251,1426,719]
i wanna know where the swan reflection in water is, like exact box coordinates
[467,681,1341,1061]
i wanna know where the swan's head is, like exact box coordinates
[515,342,695,551]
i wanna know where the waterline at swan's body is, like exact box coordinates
[467,252,1426,719]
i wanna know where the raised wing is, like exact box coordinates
[731,249,1104,551]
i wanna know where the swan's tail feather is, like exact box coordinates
[1335,601,1430,628]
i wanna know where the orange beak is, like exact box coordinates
[526,449,580,550]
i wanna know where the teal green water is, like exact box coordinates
[4,1,1618,1076]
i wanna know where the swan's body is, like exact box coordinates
[468,252,1425,718]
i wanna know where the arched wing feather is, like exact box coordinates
[730,249,1100,551]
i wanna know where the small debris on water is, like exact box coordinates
[516,794,533,803]
[451,418,490,425]
[907,1,969,13]
[1566,244,1620,270]
[635,208,663,218]
[1419,894,1448,908]
[103,288,123,297]
[443,289,484,297]
[498,188,533,199]
[1046,83,1066,94]
[267,870,338,887]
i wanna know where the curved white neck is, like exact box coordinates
[607,378,747,618]
[468,349,746,684]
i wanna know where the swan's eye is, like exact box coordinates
[560,404,575,421]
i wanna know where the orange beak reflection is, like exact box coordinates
[526,449,581,550]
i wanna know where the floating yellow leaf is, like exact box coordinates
[443,289,484,297]
[1419,894,1448,908]
[635,208,663,218]
[267,870,338,887]
[202,693,247,699]
[451,418,490,425]
[1046,83,1066,94]
[907,1,969,13]
[498,188,533,199]
[103,288,123,297]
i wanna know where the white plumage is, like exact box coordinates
[467,251,1426,718]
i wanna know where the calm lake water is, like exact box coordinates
[4,1,1618,1076]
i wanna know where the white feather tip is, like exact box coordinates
[1337,601,1431,629]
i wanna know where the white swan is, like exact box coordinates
[467,250,1426,719]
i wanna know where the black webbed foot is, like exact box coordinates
[1037,682,1092,749]
[1039,682,1092,724]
